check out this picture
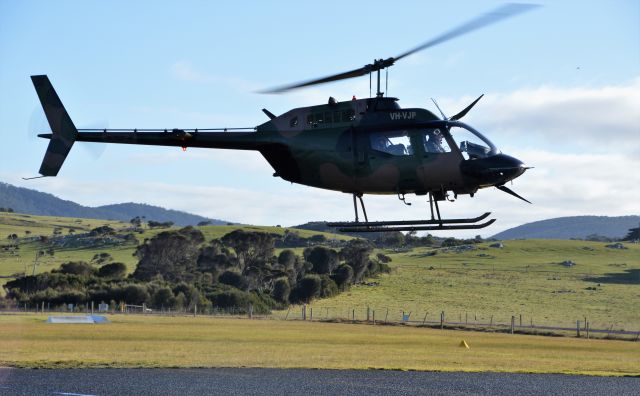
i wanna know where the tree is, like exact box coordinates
[54,261,95,276]
[218,270,250,291]
[303,246,339,274]
[147,220,174,229]
[221,230,275,273]
[623,224,640,241]
[130,216,143,228]
[272,277,290,303]
[339,239,373,283]
[291,274,322,303]
[197,240,236,277]
[151,286,176,309]
[92,252,113,265]
[133,226,205,282]
[121,284,149,305]
[331,264,353,290]
[98,262,127,279]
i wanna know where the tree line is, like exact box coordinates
[3,227,390,314]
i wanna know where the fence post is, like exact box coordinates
[576,320,581,338]
[285,307,291,320]
[490,315,493,327]
[465,312,468,325]
[310,307,313,321]
[586,322,590,340]
[519,314,522,327]
[302,305,306,320]
[511,316,515,334]
[367,306,370,322]
[440,311,444,330]
[384,308,389,323]
[352,309,355,321]
[422,312,428,325]
[373,310,376,325]
[248,303,253,319]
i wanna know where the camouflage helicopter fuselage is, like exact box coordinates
[258,97,463,196]
[34,75,525,204]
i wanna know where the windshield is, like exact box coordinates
[446,121,497,159]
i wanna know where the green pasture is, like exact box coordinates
[0,212,349,288]
[2,213,638,332]
[300,240,640,330]
[0,314,638,375]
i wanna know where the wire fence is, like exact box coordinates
[3,302,639,342]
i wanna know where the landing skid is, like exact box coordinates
[326,193,496,233]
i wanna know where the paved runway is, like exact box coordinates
[1,368,638,395]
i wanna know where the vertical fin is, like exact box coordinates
[31,75,78,176]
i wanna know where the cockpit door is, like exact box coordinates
[416,127,465,191]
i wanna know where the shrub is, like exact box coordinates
[98,262,127,279]
[151,286,176,309]
[121,284,149,305]
[218,270,250,291]
[291,274,321,303]
[319,275,338,298]
[331,264,353,290]
[55,261,95,276]
[272,277,290,303]
[303,246,339,274]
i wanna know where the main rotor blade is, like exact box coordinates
[450,94,484,121]
[395,3,540,61]
[261,3,539,94]
[260,66,372,94]
[496,184,531,204]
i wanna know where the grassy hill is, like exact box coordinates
[2,212,638,332]
[0,212,352,287]
[295,240,640,331]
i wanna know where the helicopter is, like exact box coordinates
[29,3,537,233]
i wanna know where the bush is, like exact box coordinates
[303,246,339,274]
[208,288,251,309]
[272,277,290,303]
[98,262,127,279]
[121,284,149,305]
[151,286,176,309]
[55,261,95,276]
[218,270,250,291]
[319,275,338,298]
[331,264,353,290]
[291,274,321,303]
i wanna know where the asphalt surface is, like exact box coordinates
[0,368,638,396]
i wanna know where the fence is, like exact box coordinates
[3,302,638,341]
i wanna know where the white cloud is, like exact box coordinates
[444,78,640,155]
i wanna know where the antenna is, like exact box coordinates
[431,98,448,120]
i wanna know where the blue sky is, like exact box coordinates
[1,0,638,237]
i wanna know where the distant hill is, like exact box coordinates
[491,216,640,240]
[0,182,230,226]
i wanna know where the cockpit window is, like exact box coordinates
[370,130,412,156]
[422,128,451,154]
[447,122,497,159]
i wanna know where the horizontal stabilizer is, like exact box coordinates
[31,75,78,176]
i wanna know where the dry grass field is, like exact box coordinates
[0,314,638,376]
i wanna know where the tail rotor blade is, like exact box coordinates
[496,184,531,204]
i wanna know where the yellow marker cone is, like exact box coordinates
[459,340,470,349]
